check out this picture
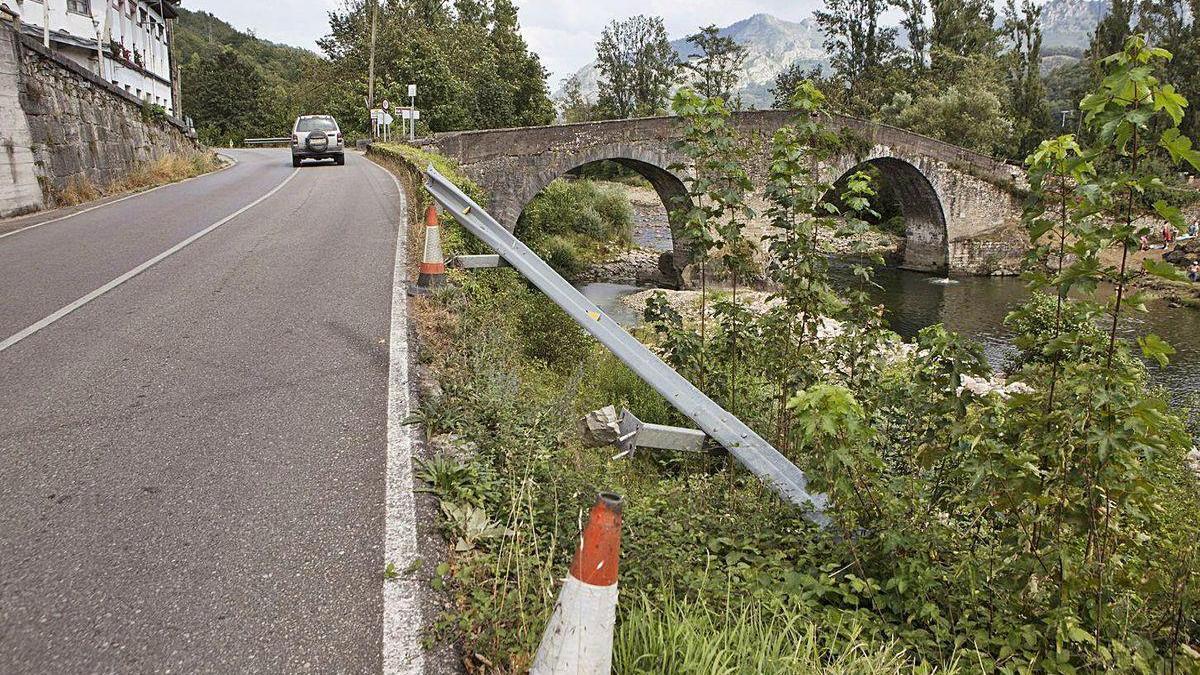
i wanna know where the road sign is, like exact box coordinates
[381,112,394,126]
[407,84,417,98]
[382,99,390,110]
[400,109,420,121]
[370,108,383,122]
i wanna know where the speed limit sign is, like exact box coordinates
[382,99,390,111]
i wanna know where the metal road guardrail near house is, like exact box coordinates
[423,165,830,525]
[243,137,292,146]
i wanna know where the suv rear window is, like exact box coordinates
[296,117,338,132]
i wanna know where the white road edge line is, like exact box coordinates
[377,161,427,675]
[0,167,299,354]
[0,152,239,243]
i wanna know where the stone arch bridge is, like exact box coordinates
[422,111,1027,277]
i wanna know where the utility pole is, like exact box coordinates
[367,0,378,111]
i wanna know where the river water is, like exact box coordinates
[580,267,1200,402]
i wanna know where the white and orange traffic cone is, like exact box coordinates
[409,204,446,295]
[531,492,624,675]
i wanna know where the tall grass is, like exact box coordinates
[614,589,960,674]
[51,150,222,207]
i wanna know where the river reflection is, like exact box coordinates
[843,266,1200,401]
[580,267,1200,402]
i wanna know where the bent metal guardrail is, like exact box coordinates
[424,165,829,524]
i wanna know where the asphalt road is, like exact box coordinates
[0,149,413,672]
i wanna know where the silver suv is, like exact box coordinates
[292,115,345,167]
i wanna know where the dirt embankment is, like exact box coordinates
[1099,207,1200,308]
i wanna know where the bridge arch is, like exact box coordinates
[509,145,691,230]
[431,114,1024,277]
[505,144,693,281]
[827,153,949,273]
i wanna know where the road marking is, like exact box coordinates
[376,160,427,675]
[0,167,299,354]
[0,152,238,242]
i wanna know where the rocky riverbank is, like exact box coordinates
[575,181,905,289]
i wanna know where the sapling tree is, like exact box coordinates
[759,82,878,446]
[958,34,1200,666]
[669,90,754,392]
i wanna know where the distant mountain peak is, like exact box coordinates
[554,3,1109,109]
[557,12,827,108]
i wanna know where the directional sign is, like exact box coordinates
[381,112,394,126]
[399,109,420,121]
[370,108,384,122]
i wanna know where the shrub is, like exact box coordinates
[519,179,583,240]
[518,299,593,372]
[592,188,635,244]
[140,101,169,124]
[518,178,635,249]
[578,352,680,426]
[573,209,609,240]
[539,235,586,277]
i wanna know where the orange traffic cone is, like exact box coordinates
[531,492,623,675]
[409,204,446,295]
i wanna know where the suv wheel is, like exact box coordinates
[335,154,345,166]
[292,156,302,168]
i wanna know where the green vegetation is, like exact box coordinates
[680,25,750,104]
[176,8,328,145]
[594,15,678,119]
[367,141,490,257]
[321,0,553,133]
[614,591,938,673]
[515,179,634,277]
[403,41,1200,673]
[177,1,554,145]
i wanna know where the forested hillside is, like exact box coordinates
[176,8,328,144]
[176,1,554,146]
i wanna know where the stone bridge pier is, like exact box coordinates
[423,111,1028,279]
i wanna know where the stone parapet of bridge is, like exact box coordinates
[423,110,1028,278]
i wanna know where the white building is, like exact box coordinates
[1,0,180,116]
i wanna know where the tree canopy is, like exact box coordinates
[594,15,678,119]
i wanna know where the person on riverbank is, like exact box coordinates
[1190,262,1200,282]
[1163,224,1175,244]
[1190,221,1199,238]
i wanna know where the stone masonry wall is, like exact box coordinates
[5,25,195,206]
[429,111,1029,276]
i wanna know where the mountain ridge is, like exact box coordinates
[555,0,1110,109]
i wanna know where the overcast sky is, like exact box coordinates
[185,0,825,86]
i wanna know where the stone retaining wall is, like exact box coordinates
[0,22,196,215]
